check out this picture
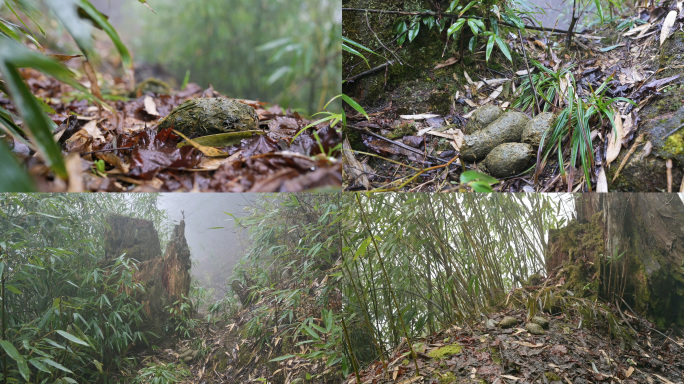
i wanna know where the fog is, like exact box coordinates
[159,193,256,299]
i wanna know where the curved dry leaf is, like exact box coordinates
[173,129,228,157]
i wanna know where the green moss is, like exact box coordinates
[435,371,457,383]
[427,343,463,359]
[387,122,417,139]
[489,347,502,365]
[544,372,562,381]
[662,132,684,157]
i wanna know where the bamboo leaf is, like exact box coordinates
[56,330,90,346]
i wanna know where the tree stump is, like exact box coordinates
[104,215,192,334]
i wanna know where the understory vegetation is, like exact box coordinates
[338,194,568,373]
[0,194,169,383]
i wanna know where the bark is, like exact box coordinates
[548,194,684,328]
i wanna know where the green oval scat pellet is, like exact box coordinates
[176,130,265,148]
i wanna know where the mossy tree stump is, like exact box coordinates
[547,194,684,328]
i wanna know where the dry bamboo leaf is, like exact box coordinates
[82,60,101,102]
[173,129,228,157]
[464,98,478,108]
[480,85,503,105]
[606,111,624,165]
[399,113,440,120]
[342,139,370,189]
[464,71,474,85]
[625,366,635,378]
[623,22,652,37]
[660,11,677,46]
[434,56,458,69]
[621,113,636,146]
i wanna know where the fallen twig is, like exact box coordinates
[349,125,445,163]
[345,60,395,83]
[372,155,460,192]
[611,133,645,183]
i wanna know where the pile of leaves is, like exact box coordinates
[1,67,341,191]
[347,283,684,384]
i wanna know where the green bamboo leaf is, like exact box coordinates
[0,19,21,42]
[0,340,30,381]
[460,170,497,184]
[56,330,90,346]
[92,359,103,373]
[78,0,132,67]
[447,18,466,37]
[467,18,480,35]
[48,0,94,56]
[494,35,512,62]
[459,1,477,16]
[0,137,37,191]
[5,284,22,295]
[269,354,296,362]
[41,358,74,374]
[408,19,420,42]
[0,57,66,179]
[29,358,51,373]
[486,34,495,62]
[337,94,368,119]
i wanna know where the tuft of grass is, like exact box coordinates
[517,61,635,190]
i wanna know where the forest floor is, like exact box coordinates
[347,281,684,384]
[2,64,341,192]
[343,2,684,192]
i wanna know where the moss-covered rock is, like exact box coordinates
[606,31,684,191]
[387,121,417,139]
